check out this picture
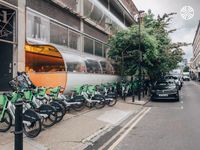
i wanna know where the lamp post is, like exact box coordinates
[138,10,145,100]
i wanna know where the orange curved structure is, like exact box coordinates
[25,44,67,89]
[28,72,67,88]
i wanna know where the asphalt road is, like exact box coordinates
[114,81,200,150]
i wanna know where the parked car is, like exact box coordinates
[150,80,179,101]
[165,75,182,90]
[182,76,190,81]
[166,79,179,89]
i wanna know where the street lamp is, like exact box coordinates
[137,10,145,100]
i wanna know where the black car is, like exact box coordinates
[150,80,179,101]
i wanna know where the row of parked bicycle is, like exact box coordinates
[1,72,140,138]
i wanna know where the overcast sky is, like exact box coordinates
[133,0,200,61]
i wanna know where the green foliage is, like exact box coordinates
[183,66,189,72]
[108,10,189,80]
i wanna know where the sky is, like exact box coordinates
[133,0,200,62]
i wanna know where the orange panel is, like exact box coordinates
[28,72,67,89]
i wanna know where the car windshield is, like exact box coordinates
[165,76,178,80]
[166,80,176,85]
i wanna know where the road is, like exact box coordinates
[111,81,200,150]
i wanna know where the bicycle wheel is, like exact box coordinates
[23,109,42,138]
[50,102,65,123]
[107,98,117,107]
[0,110,12,132]
[95,101,105,109]
[71,96,85,111]
[39,104,57,128]
[56,100,67,115]
[72,102,85,111]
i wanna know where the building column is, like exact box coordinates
[17,0,26,72]
[80,0,84,55]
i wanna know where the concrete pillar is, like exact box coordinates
[80,0,84,56]
[17,0,26,72]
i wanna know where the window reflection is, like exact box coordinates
[103,45,109,58]
[64,54,86,73]
[95,41,103,57]
[111,63,120,75]
[27,11,50,42]
[90,5,103,23]
[100,61,114,74]
[83,0,93,16]
[50,22,68,46]
[83,0,124,32]
[84,36,94,54]
[26,9,109,59]
[69,30,80,50]
[85,59,101,74]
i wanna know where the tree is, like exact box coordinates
[108,10,189,81]
[183,66,189,72]
[108,24,158,77]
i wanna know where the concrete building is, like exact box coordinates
[0,0,138,91]
[191,21,200,80]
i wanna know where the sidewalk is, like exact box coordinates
[124,95,150,105]
[0,97,148,150]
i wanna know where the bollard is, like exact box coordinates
[15,100,23,150]
[132,90,135,102]
[143,89,145,97]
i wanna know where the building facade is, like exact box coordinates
[191,21,200,80]
[0,0,138,91]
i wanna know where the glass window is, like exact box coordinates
[26,11,50,42]
[100,61,114,74]
[103,45,109,58]
[64,54,86,73]
[89,5,103,23]
[111,63,120,75]
[84,36,94,54]
[99,15,106,28]
[66,63,85,72]
[95,42,103,57]
[85,59,101,74]
[50,22,68,46]
[68,30,80,50]
[25,46,65,73]
[110,21,119,34]
[83,0,93,16]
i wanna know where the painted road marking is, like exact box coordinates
[108,107,151,150]
[181,101,183,104]
[97,109,131,125]
[99,107,151,150]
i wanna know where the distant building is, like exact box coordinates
[183,58,188,67]
[0,0,138,91]
[191,20,200,80]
